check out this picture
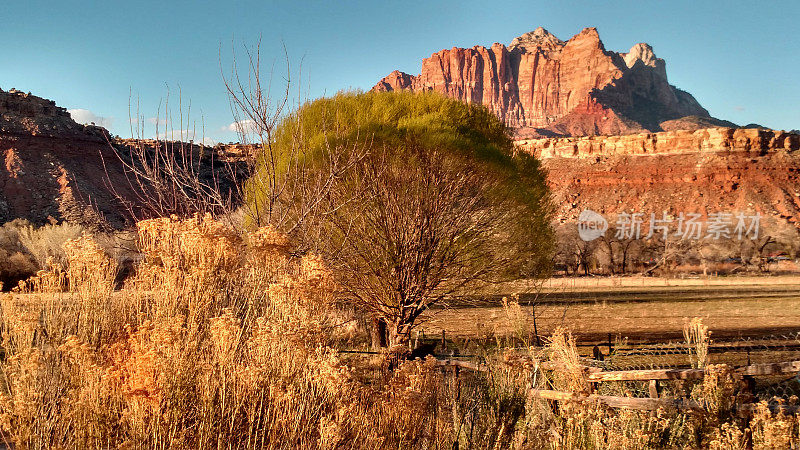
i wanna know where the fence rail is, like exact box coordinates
[434,356,800,414]
[342,332,800,414]
[584,360,800,382]
[528,389,800,415]
[435,359,487,372]
[529,389,704,412]
[436,358,800,379]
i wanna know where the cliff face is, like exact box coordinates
[375,26,800,233]
[0,88,107,138]
[518,129,800,229]
[517,128,800,159]
[0,89,244,228]
[0,88,141,227]
[0,133,129,227]
[374,27,714,138]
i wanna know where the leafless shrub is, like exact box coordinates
[0,220,85,289]
[16,220,84,268]
[100,88,248,224]
[297,140,552,346]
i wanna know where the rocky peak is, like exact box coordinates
[0,88,105,139]
[623,43,660,68]
[508,27,565,54]
[373,26,718,137]
[374,70,415,91]
[571,27,602,45]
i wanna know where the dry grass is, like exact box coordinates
[0,216,796,448]
[0,216,530,449]
[16,221,84,269]
[0,220,84,289]
[684,317,710,369]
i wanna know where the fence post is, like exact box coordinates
[739,375,756,405]
[648,380,660,399]
[674,380,687,399]
[532,301,542,347]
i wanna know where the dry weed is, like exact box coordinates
[684,317,710,369]
[0,216,795,449]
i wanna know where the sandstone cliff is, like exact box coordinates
[520,129,800,231]
[374,27,718,138]
[0,88,107,138]
[0,88,125,226]
[0,89,242,228]
[516,127,800,159]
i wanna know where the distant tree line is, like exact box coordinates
[554,219,800,276]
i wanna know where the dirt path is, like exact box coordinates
[423,276,800,344]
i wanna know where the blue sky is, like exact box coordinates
[1,0,797,143]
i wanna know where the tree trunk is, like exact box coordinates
[388,319,412,348]
[621,251,627,275]
[604,239,616,275]
[371,317,388,349]
[531,301,541,346]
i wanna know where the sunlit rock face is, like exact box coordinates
[0,88,240,228]
[516,127,800,230]
[373,27,714,138]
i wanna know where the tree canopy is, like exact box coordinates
[245,90,554,345]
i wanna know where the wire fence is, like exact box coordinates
[340,330,800,406]
[576,333,800,402]
[600,331,800,368]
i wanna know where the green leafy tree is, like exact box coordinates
[245,90,554,346]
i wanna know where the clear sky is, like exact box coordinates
[1,0,797,143]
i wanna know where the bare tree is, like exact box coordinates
[219,42,368,238]
[554,224,598,276]
[602,230,638,275]
[641,233,694,275]
[105,41,362,232]
[297,137,552,346]
[101,88,246,223]
[754,235,777,272]
[221,41,292,226]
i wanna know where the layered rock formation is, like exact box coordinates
[517,127,800,159]
[0,88,108,138]
[0,88,125,226]
[3,84,797,248]
[520,130,800,230]
[374,27,719,138]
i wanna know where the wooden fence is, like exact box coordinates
[435,357,800,415]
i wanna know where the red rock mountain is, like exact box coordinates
[0,88,241,228]
[374,27,732,138]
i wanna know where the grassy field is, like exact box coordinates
[423,276,800,344]
[3,219,799,448]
